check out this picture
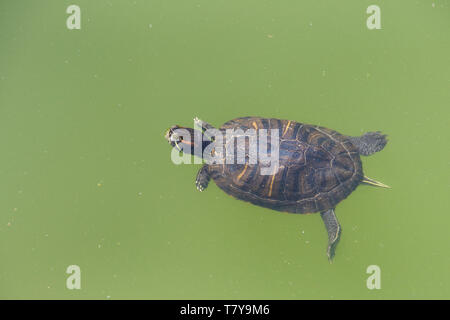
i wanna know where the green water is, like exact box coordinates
[0,0,449,299]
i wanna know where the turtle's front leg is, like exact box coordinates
[194,117,216,141]
[320,208,341,262]
[195,165,211,192]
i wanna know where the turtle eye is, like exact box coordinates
[171,132,181,142]
[165,125,181,143]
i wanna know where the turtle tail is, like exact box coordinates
[361,176,391,188]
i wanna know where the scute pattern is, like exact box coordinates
[208,117,363,214]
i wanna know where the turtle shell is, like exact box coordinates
[207,117,363,214]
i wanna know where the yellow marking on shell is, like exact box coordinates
[268,174,276,197]
[282,121,291,137]
[237,163,249,181]
[252,121,258,130]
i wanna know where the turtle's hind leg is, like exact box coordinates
[195,165,210,192]
[349,132,387,156]
[320,208,341,263]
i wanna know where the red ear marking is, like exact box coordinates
[181,139,193,145]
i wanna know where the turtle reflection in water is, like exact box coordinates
[165,117,389,261]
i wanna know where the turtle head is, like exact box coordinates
[165,125,207,157]
[165,125,183,150]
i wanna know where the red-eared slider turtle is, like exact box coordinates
[165,117,389,261]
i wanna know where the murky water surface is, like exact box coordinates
[0,0,449,298]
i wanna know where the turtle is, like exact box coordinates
[165,116,389,261]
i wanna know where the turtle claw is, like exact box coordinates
[196,165,210,192]
[194,117,209,131]
[193,117,216,131]
[327,245,335,264]
[326,233,340,263]
[193,117,202,127]
[195,180,207,192]
[195,179,206,192]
